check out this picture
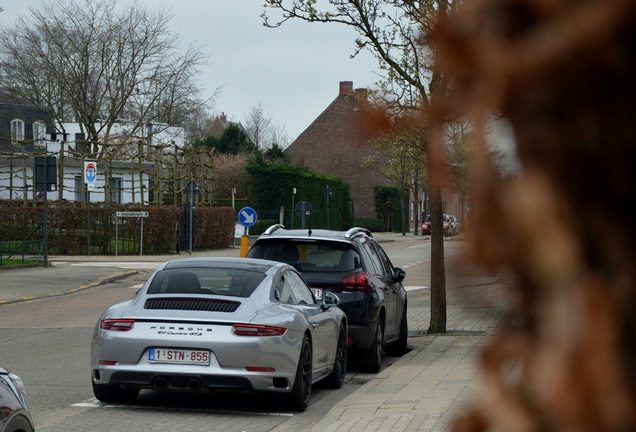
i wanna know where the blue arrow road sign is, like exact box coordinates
[238,207,257,227]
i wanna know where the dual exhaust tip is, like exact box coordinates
[152,376,202,391]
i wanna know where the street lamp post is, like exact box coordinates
[325,186,333,229]
[291,188,296,229]
[184,178,200,255]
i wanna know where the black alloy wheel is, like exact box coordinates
[359,320,384,373]
[286,335,312,411]
[324,323,348,388]
[387,307,409,356]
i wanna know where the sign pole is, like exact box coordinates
[237,206,258,258]
[114,211,149,255]
[43,172,48,268]
[189,185,194,255]
[115,217,119,256]
[35,156,57,267]
[183,177,200,256]
[84,161,97,256]
[86,190,91,256]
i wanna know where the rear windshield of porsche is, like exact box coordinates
[147,268,265,298]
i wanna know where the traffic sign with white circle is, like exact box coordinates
[84,161,97,184]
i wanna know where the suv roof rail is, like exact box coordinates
[263,224,285,235]
[344,227,372,239]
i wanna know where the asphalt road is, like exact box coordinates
[1,235,455,431]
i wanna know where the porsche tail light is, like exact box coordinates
[339,271,371,292]
[232,324,286,336]
[100,319,135,331]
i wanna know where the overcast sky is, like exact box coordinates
[0,0,381,143]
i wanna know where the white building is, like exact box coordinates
[0,113,186,204]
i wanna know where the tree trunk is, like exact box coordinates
[401,189,407,236]
[412,179,420,236]
[428,180,447,333]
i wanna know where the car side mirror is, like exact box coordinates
[322,291,340,309]
[392,268,406,283]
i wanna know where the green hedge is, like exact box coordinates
[374,185,407,232]
[246,158,352,231]
[0,201,235,255]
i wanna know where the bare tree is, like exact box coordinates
[181,104,216,145]
[244,103,290,150]
[263,0,454,332]
[0,0,210,158]
[211,153,254,204]
[270,123,290,149]
[244,104,272,149]
[446,118,509,212]
[363,116,426,235]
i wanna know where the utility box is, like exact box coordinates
[34,156,57,192]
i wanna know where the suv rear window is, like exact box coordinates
[248,240,361,272]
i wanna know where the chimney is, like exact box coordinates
[354,88,368,99]
[339,81,353,95]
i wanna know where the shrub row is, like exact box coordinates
[0,202,235,255]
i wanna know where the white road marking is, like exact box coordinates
[72,398,295,416]
[72,399,102,407]
[402,260,429,268]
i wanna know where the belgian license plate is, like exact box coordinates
[311,288,323,300]
[149,348,210,365]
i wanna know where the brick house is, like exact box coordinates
[284,81,390,221]
[207,112,246,138]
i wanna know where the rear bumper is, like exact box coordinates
[346,322,375,350]
[109,370,255,391]
[333,292,378,350]
[93,367,294,393]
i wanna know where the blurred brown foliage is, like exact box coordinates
[431,0,636,430]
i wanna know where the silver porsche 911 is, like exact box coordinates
[91,257,347,411]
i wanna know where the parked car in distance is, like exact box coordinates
[247,225,408,373]
[447,215,460,236]
[91,257,348,412]
[0,367,34,432]
[422,214,452,236]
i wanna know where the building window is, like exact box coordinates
[11,119,25,143]
[110,177,122,204]
[74,176,83,202]
[75,133,87,155]
[33,121,46,143]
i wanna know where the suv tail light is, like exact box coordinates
[339,271,371,292]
